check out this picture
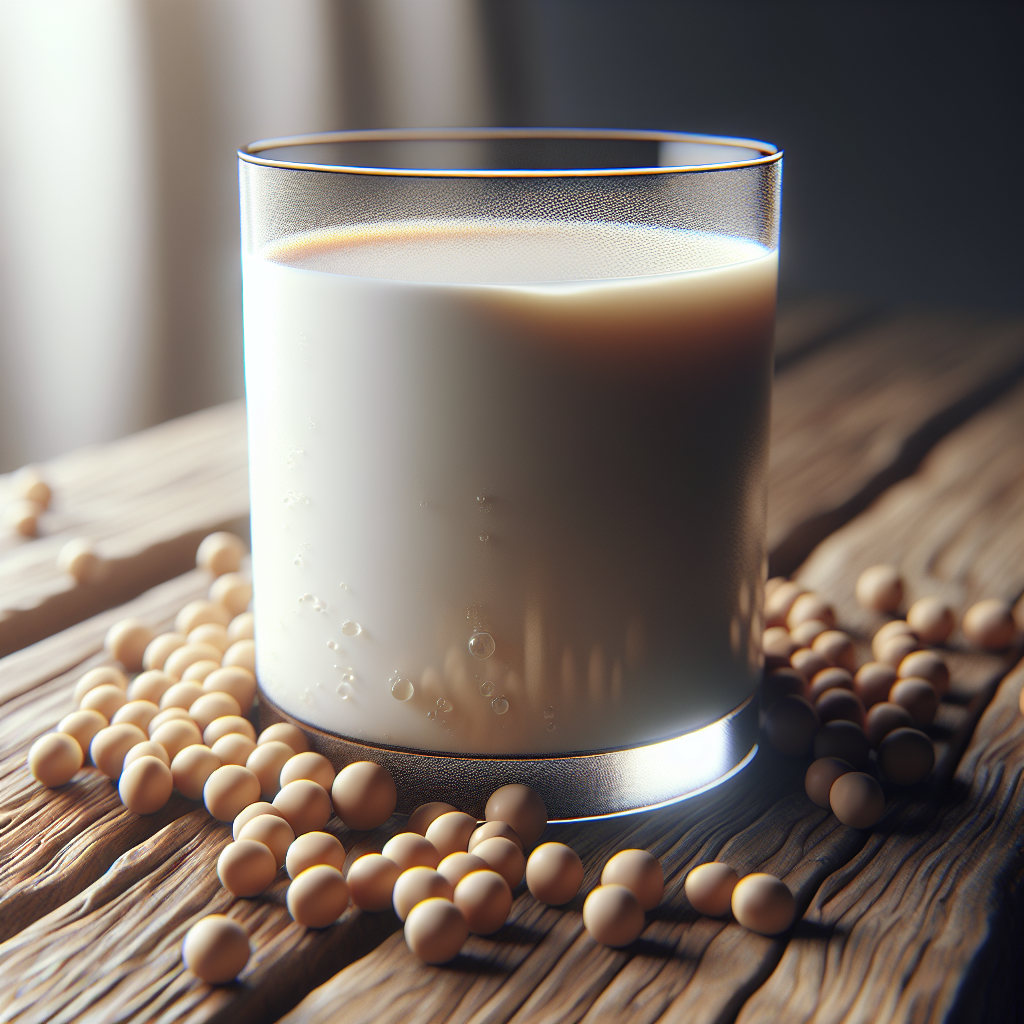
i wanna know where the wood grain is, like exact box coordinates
[0,402,248,657]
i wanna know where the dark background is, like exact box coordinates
[338,0,1024,308]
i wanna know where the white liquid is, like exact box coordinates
[243,220,776,754]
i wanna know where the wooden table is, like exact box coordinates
[1,298,1022,1024]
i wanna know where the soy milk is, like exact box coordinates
[243,219,776,754]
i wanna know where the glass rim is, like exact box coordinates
[239,127,781,179]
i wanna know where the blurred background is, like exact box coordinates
[0,0,1020,472]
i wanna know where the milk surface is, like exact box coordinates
[243,219,776,754]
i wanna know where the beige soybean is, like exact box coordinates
[196,531,246,577]
[526,842,584,906]
[762,626,798,669]
[812,719,869,769]
[485,784,547,848]
[878,727,934,785]
[104,619,155,673]
[246,740,294,799]
[731,873,796,935]
[898,650,950,696]
[347,853,401,911]
[829,771,885,828]
[181,915,250,984]
[171,744,222,800]
[871,619,916,660]
[473,836,526,889]
[865,701,914,747]
[906,596,956,645]
[176,600,231,636]
[382,832,441,872]
[204,764,261,822]
[407,801,456,836]
[877,633,922,670]
[425,811,479,858]
[808,666,854,703]
[188,692,242,733]
[4,498,41,536]
[274,779,332,835]
[80,683,127,721]
[438,852,488,888]
[804,757,853,808]
[855,565,904,613]
[392,867,455,921]
[787,592,836,630]
[150,719,203,761]
[601,849,664,911]
[812,629,858,672]
[124,740,171,769]
[227,612,255,643]
[454,869,512,935]
[147,706,192,735]
[12,467,51,507]
[58,538,107,585]
[205,715,256,746]
[233,801,284,840]
[853,661,897,708]
[238,813,294,867]
[218,838,277,897]
[763,694,818,757]
[331,761,397,830]
[764,581,804,627]
[468,820,523,853]
[126,669,175,706]
[404,897,468,964]
[815,687,866,728]
[790,648,830,683]
[258,722,309,754]
[963,598,1015,650]
[164,643,223,682]
[761,669,806,712]
[29,732,83,787]
[889,677,939,726]
[203,666,257,715]
[91,723,148,779]
[288,865,350,928]
[222,639,256,674]
[790,618,830,648]
[119,755,173,814]
[187,622,231,654]
[280,751,335,791]
[58,709,107,759]
[142,633,187,672]
[684,862,738,917]
[583,884,645,947]
[160,681,205,711]
[111,699,160,733]
[182,660,222,684]
[210,573,253,617]
[213,732,257,767]
[73,665,128,705]
[287,830,346,879]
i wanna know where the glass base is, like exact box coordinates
[257,690,758,821]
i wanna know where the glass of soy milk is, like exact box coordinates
[239,129,782,818]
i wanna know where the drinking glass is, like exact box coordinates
[239,128,782,817]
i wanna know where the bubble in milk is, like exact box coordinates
[336,682,353,700]
[284,491,308,507]
[339,582,349,591]
[426,709,437,720]
[468,631,495,659]
[327,640,339,651]
[341,620,362,637]
[479,680,495,696]
[546,722,556,732]
[543,706,555,719]
[491,697,509,715]
[293,555,304,566]
[299,594,314,603]
[436,698,453,713]
[338,667,356,684]
[390,674,414,701]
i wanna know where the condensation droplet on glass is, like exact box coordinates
[479,680,495,696]
[299,688,314,707]
[476,494,491,513]
[546,721,555,732]
[543,706,555,719]
[336,682,353,700]
[284,490,308,508]
[299,593,313,603]
[341,620,362,637]
[478,534,489,543]
[390,674,414,701]
[419,500,428,508]
[338,667,356,683]
[327,640,339,651]
[285,448,305,468]
[426,709,437,720]
[436,698,453,713]
[339,582,349,591]
[468,631,495,659]
[491,696,509,715]
[307,417,316,431]
[293,555,303,566]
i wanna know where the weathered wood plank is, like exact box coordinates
[767,310,1024,575]
[0,402,248,658]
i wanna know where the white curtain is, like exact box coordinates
[0,0,493,471]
